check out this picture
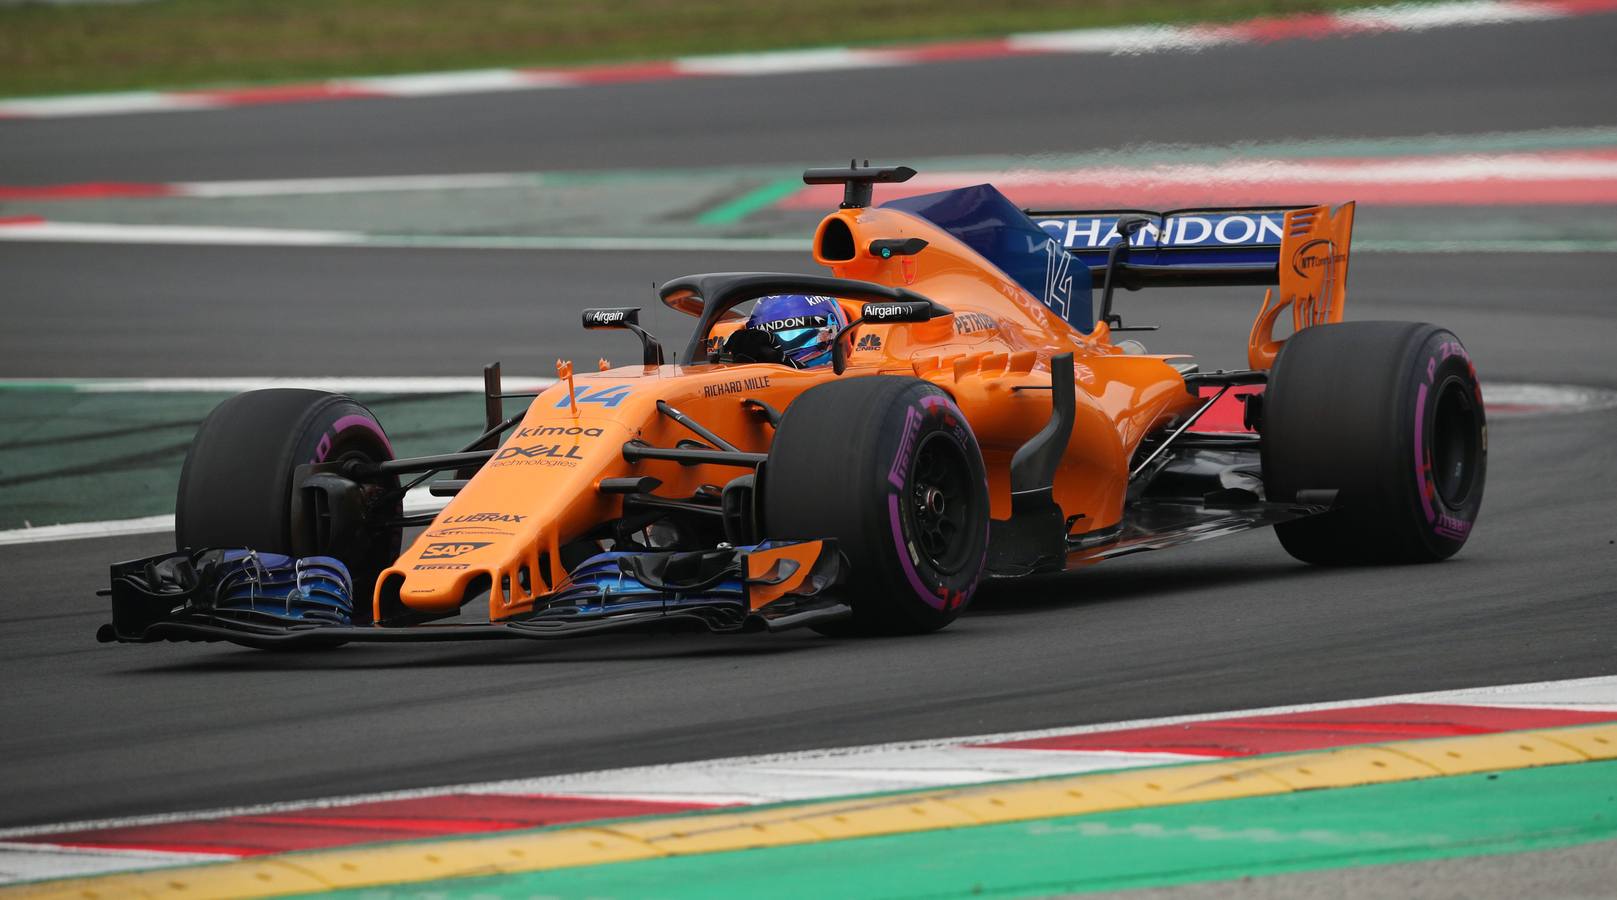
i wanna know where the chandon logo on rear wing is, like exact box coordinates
[1029,207,1300,269]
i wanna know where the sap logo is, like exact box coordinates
[441,512,525,524]
[855,333,883,352]
[517,425,604,438]
[421,542,490,560]
[495,443,585,461]
[555,385,632,409]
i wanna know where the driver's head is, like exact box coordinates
[745,294,847,368]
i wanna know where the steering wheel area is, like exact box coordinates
[715,327,800,368]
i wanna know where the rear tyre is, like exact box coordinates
[175,389,401,620]
[762,377,989,635]
[1263,321,1486,564]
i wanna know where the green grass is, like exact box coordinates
[0,0,1397,98]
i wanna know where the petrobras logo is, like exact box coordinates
[1035,212,1288,250]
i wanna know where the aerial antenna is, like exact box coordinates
[803,162,918,209]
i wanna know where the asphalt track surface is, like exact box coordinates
[3,10,1617,859]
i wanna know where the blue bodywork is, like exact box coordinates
[885,185,1093,331]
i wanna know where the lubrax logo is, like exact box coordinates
[517,425,604,438]
[495,443,585,461]
[421,542,490,560]
[441,512,526,524]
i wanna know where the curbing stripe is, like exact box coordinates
[9,723,1616,898]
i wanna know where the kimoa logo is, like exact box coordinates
[517,425,604,438]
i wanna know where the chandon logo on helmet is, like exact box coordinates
[754,315,830,332]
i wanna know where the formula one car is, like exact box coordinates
[100,164,1486,649]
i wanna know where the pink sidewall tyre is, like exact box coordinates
[1263,321,1487,565]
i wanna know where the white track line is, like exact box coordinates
[0,221,808,252]
[2,221,1615,254]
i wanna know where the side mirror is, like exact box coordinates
[581,307,640,329]
[580,307,665,366]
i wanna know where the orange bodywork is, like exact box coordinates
[377,201,1354,622]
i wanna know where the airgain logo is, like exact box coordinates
[421,542,490,560]
[555,385,632,408]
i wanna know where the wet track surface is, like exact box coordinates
[3,12,1617,835]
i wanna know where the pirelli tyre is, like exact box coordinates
[1263,321,1486,565]
[175,389,401,622]
[762,376,990,635]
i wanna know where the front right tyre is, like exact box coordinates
[175,389,402,621]
[762,376,990,635]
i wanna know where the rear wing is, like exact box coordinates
[1027,204,1356,369]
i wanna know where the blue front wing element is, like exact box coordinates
[536,549,748,621]
[212,550,354,626]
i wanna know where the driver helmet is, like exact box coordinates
[745,294,847,368]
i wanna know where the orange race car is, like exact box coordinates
[99,164,1487,649]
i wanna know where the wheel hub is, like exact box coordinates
[908,434,975,573]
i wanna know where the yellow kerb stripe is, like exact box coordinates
[11,723,1617,899]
